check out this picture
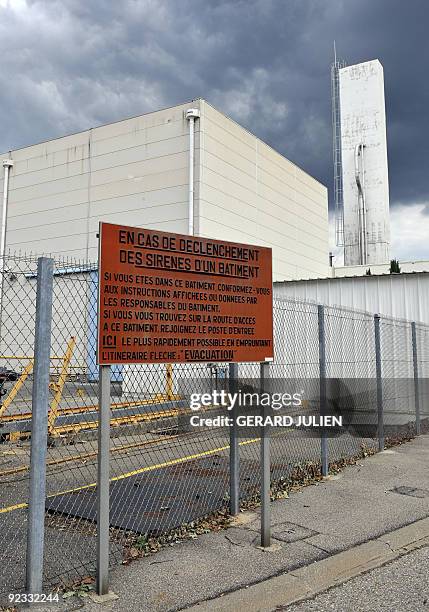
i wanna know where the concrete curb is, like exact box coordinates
[185,517,429,612]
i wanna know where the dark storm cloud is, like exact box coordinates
[0,0,428,211]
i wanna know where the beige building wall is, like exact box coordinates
[198,101,329,280]
[1,99,328,280]
[0,101,196,261]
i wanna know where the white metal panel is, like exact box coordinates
[91,104,190,142]
[7,173,89,203]
[203,132,257,177]
[90,137,188,173]
[7,234,88,258]
[88,190,188,218]
[8,160,91,191]
[274,273,429,325]
[7,189,89,218]
[90,167,188,202]
[9,131,90,162]
[1,101,196,258]
[7,203,89,231]
[0,270,90,367]
[91,122,187,158]
[87,202,188,233]
[199,100,329,281]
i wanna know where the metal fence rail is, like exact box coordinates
[0,252,427,599]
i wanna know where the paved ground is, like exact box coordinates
[6,434,429,611]
[0,427,368,594]
[286,544,429,612]
[76,435,429,611]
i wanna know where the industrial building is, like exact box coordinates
[332,58,390,267]
[332,259,429,278]
[0,86,425,380]
[0,99,329,282]
[274,271,429,326]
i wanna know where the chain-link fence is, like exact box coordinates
[0,253,427,600]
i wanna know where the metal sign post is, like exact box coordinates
[96,364,111,596]
[411,322,421,435]
[95,222,274,581]
[260,361,271,548]
[318,305,328,476]
[229,362,239,515]
[374,314,384,451]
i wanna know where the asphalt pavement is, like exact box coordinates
[286,544,429,612]
[25,434,429,612]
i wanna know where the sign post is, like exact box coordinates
[260,360,271,547]
[229,362,239,515]
[96,223,274,590]
[96,364,111,597]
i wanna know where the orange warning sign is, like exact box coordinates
[97,223,273,364]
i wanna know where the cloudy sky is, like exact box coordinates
[0,0,428,261]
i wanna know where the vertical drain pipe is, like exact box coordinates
[1,159,13,268]
[171,108,200,402]
[360,145,367,264]
[354,144,366,265]
[185,108,200,236]
[0,159,14,334]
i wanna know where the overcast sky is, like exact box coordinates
[0,0,428,261]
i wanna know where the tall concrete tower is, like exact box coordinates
[332,59,390,266]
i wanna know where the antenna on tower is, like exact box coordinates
[331,43,346,247]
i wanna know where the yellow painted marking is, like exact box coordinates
[2,397,181,423]
[9,431,24,442]
[0,435,182,477]
[0,360,34,419]
[166,363,174,400]
[48,337,76,435]
[0,355,70,360]
[51,408,179,435]
[0,438,260,514]
[0,502,28,513]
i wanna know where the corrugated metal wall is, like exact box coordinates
[273,273,429,325]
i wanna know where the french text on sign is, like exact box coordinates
[97,223,274,365]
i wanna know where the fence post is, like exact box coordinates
[411,322,421,435]
[374,314,384,451]
[229,362,239,515]
[260,361,271,548]
[25,257,54,595]
[96,365,111,596]
[318,305,328,477]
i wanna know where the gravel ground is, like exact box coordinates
[284,545,429,612]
